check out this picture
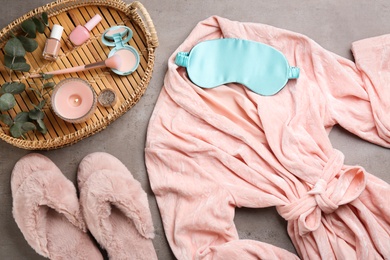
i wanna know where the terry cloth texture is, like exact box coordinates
[145,16,390,259]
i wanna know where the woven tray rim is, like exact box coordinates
[0,0,158,150]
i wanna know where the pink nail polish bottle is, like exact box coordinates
[42,24,64,61]
[69,14,102,46]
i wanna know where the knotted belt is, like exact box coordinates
[277,150,367,236]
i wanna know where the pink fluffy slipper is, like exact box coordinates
[11,153,103,260]
[77,152,157,260]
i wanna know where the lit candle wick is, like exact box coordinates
[69,94,82,107]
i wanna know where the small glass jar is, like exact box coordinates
[98,88,117,107]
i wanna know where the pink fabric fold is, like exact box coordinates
[277,150,367,236]
[145,16,390,259]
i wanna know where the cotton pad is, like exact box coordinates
[175,38,300,95]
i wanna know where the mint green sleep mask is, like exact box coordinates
[175,38,299,96]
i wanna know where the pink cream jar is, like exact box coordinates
[51,78,96,123]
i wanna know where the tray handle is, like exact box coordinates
[129,1,159,48]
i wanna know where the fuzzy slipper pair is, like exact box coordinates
[11,152,157,260]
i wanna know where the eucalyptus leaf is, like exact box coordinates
[29,108,44,120]
[1,82,25,95]
[10,122,23,138]
[4,55,26,68]
[14,111,29,123]
[4,37,25,57]
[32,17,45,33]
[21,19,36,38]
[21,121,36,132]
[43,82,55,89]
[0,93,16,111]
[41,12,49,26]
[17,35,38,52]
[37,99,46,109]
[0,114,13,126]
[9,62,30,72]
[1,16,49,139]
[36,119,47,134]
[41,73,54,80]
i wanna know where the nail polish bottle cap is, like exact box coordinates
[84,14,102,31]
[50,24,64,41]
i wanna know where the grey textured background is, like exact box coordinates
[1,0,390,259]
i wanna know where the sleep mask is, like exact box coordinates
[175,38,300,96]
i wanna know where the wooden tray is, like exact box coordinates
[0,0,158,150]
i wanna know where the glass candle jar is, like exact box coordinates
[51,78,97,123]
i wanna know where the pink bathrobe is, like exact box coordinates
[145,16,390,259]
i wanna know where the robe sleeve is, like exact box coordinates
[328,34,390,147]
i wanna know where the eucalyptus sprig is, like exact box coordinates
[0,12,49,138]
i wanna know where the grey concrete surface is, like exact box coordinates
[1,0,390,259]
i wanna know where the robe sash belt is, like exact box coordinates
[277,150,367,236]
